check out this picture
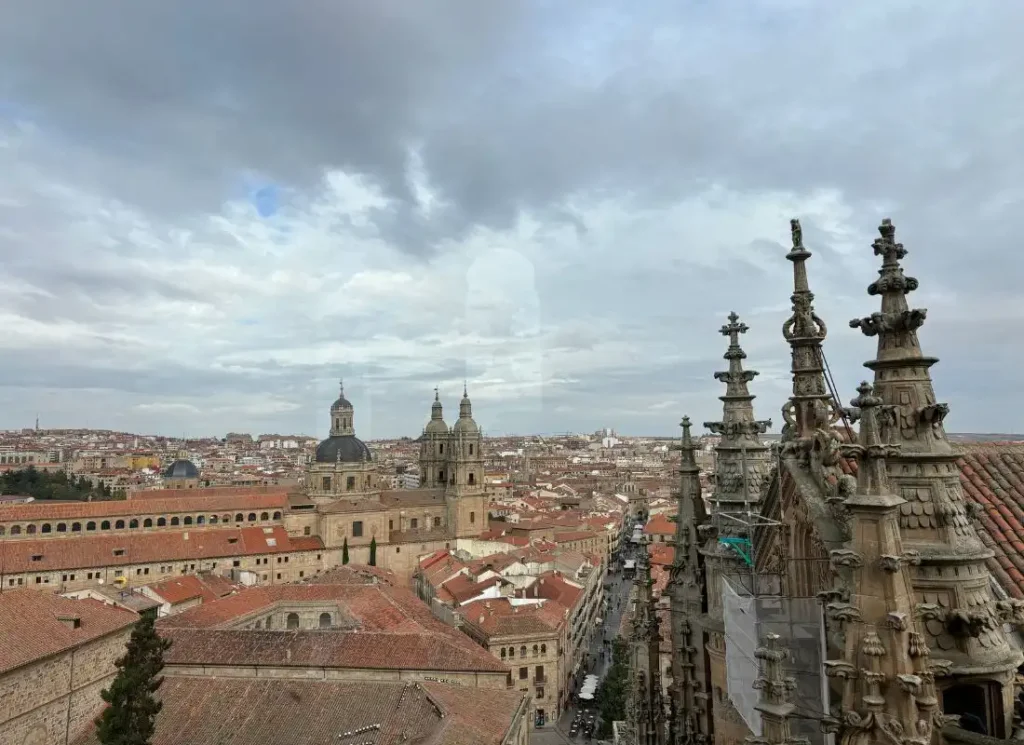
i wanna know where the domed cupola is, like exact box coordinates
[315,380,372,464]
[424,387,449,435]
[163,458,199,480]
[452,384,480,435]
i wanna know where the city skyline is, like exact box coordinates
[1,2,1021,437]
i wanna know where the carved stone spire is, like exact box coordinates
[850,220,1021,720]
[704,312,772,532]
[745,634,804,745]
[669,417,711,745]
[781,219,837,445]
[629,538,667,745]
[823,382,946,745]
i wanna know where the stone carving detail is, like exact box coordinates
[829,548,863,570]
[878,551,921,573]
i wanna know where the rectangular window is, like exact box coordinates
[322,476,331,490]
[410,518,418,529]
[388,520,393,531]
[433,517,441,527]
[470,511,476,523]
[469,444,473,455]
[519,667,528,680]
[536,665,544,679]
[233,560,241,567]
[536,688,544,699]
[346,476,356,490]
[304,526,311,536]
[352,521,364,538]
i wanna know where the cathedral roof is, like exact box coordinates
[314,434,372,464]
[163,459,200,479]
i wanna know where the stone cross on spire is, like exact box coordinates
[847,220,1022,725]
[781,219,836,445]
[339,378,345,397]
[705,312,771,532]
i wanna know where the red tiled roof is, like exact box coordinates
[0,526,323,573]
[75,678,527,745]
[644,513,676,536]
[158,584,507,673]
[0,590,137,674]
[0,491,288,522]
[957,446,1024,598]
[460,596,567,638]
[145,573,240,606]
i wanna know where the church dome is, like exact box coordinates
[314,435,372,464]
[452,386,479,434]
[424,388,449,435]
[164,459,199,479]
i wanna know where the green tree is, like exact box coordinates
[596,638,630,738]
[369,537,377,567]
[95,613,172,745]
[342,537,349,565]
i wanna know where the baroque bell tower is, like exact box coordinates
[445,384,485,537]
[419,388,449,488]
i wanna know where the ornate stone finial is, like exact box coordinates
[847,381,901,501]
[780,218,835,446]
[849,219,926,342]
[679,416,698,473]
[434,386,439,402]
[339,378,345,397]
[463,380,468,398]
[722,311,749,354]
[748,633,801,745]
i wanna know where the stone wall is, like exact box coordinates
[0,627,131,745]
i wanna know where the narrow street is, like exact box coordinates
[531,529,639,744]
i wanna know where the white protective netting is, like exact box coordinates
[721,576,830,744]
[722,577,761,736]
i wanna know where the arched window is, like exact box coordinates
[433,516,441,527]
[86,522,96,531]
[500,647,507,658]
[143,518,153,528]
[196,516,206,525]
[541,644,546,655]
[468,473,476,485]
[520,645,527,657]
[255,620,262,629]
[286,613,300,629]
[319,612,331,629]
[209,515,218,525]
[0,526,5,536]
[41,523,52,534]
[157,517,166,527]
[247,513,256,522]
[222,514,230,523]
[101,521,111,530]
[26,524,36,534]
[114,520,125,530]
[533,644,539,656]
[235,514,244,523]
[10,525,21,535]
[260,512,269,521]
[56,523,67,533]
[129,519,138,529]
[273,511,282,520]
[170,517,180,526]
[183,516,193,526]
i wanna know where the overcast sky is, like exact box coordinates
[0,1,1021,439]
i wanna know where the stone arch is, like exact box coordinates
[286,613,300,629]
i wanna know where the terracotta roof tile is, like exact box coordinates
[0,590,137,674]
[0,491,287,522]
[157,583,507,673]
[75,677,526,745]
[0,525,323,573]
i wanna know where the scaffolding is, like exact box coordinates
[715,446,830,745]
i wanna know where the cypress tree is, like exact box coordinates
[342,537,350,565]
[95,613,172,745]
[369,537,377,567]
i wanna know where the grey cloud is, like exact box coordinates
[0,1,1021,435]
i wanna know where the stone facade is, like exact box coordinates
[0,624,131,745]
